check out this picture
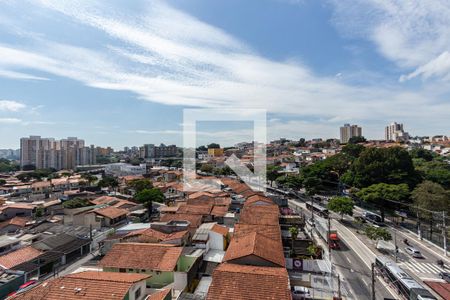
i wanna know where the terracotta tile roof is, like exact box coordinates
[239,206,279,226]
[67,270,150,282]
[12,271,149,300]
[245,194,275,206]
[124,228,188,243]
[160,213,203,228]
[424,281,450,300]
[99,243,182,271]
[0,216,30,229]
[206,263,291,300]
[94,206,128,219]
[211,224,229,236]
[210,205,229,217]
[0,203,35,212]
[224,232,285,267]
[234,224,281,241]
[147,288,171,300]
[177,204,213,215]
[0,246,42,269]
[90,196,122,205]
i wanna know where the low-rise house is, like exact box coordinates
[239,206,280,226]
[0,236,21,255]
[99,243,183,288]
[0,217,31,234]
[122,228,189,246]
[94,206,128,227]
[0,269,25,299]
[0,204,35,221]
[160,213,203,234]
[223,232,285,268]
[12,271,150,300]
[0,246,42,271]
[206,263,292,300]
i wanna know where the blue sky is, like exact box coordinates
[0,0,449,149]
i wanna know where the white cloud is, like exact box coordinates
[330,0,450,81]
[0,118,22,123]
[0,100,26,111]
[0,69,49,81]
[0,0,447,138]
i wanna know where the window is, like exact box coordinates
[134,287,141,299]
[119,268,126,273]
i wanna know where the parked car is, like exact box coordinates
[292,286,311,299]
[405,246,423,258]
[439,272,450,283]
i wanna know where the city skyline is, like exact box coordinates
[1,0,449,149]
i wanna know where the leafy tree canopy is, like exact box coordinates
[412,181,450,215]
[327,196,354,219]
[365,226,392,241]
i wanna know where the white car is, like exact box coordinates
[292,286,311,299]
[405,246,423,258]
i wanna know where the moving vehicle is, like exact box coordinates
[305,202,329,218]
[439,271,450,283]
[375,256,437,300]
[292,286,311,299]
[315,217,339,249]
[405,246,423,258]
[362,211,384,226]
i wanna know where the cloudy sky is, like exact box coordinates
[0,0,449,149]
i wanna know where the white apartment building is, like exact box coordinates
[20,136,96,170]
[385,122,410,142]
[340,124,362,143]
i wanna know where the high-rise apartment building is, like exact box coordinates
[340,124,362,143]
[385,122,410,142]
[20,136,97,170]
[140,143,178,159]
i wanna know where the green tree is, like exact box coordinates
[128,178,153,193]
[365,226,392,241]
[327,196,354,220]
[135,188,165,218]
[34,207,44,218]
[276,175,302,189]
[348,136,367,144]
[98,176,119,190]
[356,183,410,222]
[306,244,321,257]
[289,226,299,257]
[207,143,220,149]
[81,174,97,186]
[341,144,365,158]
[62,198,91,209]
[414,159,450,189]
[0,179,6,186]
[303,177,322,196]
[200,163,214,173]
[410,148,435,161]
[266,165,282,185]
[412,181,449,214]
[347,147,418,188]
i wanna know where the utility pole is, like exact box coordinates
[443,211,448,256]
[328,216,332,261]
[371,263,376,300]
[417,210,422,240]
[337,274,341,300]
[394,229,398,262]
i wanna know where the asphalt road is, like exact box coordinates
[289,199,398,299]
[332,239,394,300]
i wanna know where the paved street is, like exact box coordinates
[353,205,449,282]
[288,199,398,300]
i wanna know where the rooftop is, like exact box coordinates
[12,271,150,300]
[99,243,182,271]
[0,246,42,269]
[224,232,285,267]
[206,263,291,300]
